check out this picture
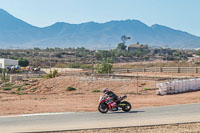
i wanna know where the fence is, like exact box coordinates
[113,67,200,74]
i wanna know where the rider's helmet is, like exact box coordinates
[103,88,109,94]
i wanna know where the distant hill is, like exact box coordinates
[0,9,200,49]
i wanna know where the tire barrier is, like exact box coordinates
[156,78,200,95]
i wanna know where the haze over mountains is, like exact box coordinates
[0,9,200,49]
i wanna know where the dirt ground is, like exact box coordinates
[0,73,200,116]
[54,123,200,133]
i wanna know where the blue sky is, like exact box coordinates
[0,0,200,36]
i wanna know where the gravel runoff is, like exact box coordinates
[46,123,200,133]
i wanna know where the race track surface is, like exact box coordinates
[0,103,200,133]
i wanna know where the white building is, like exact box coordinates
[0,58,18,68]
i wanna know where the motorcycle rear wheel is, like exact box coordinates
[98,103,109,113]
[121,101,131,112]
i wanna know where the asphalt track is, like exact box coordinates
[0,103,200,133]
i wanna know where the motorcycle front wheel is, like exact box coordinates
[121,101,131,112]
[98,103,109,113]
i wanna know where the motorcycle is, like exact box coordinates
[98,94,131,113]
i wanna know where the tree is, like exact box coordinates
[94,62,112,74]
[34,47,41,51]
[116,43,127,51]
[195,50,200,56]
[18,58,29,67]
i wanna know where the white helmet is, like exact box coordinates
[103,88,109,93]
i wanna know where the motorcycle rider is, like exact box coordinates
[103,88,119,104]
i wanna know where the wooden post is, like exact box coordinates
[126,69,129,73]
[178,67,180,73]
[137,72,139,95]
[154,71,156,89]
[1,68,6,81]
[160,67,163,72]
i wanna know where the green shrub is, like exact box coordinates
[2,83,14,87]
[17,88,21,91]
[66,86,77,91]
[94,62,112,74]
[80,64,93,69]
[144,88,153,91]
[10,91,16,94]
[31,88,37,92]
[66,63,93,69]
[44,70,58,79]
[17,87,26,91]
[17,92,28,95]
[67,63,81,68]
[52,70,58,77]
[18,58,29,67]
[55,63,68,68]
[44,73,53,79]
[23,83,30,86]
[92,89,101,93]
[3,87,12,91]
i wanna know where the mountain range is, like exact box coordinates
[0,9,200,49]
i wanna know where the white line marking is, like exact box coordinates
[0,112,74,118]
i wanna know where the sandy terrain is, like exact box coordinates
[0,74,200,116]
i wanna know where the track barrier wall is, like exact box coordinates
[156,78,200,95]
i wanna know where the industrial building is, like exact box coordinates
[0,58,18,68]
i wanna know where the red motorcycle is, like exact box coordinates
[98,94,131,113]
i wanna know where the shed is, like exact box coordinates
[0,58,18,68]
[128,43,148,53]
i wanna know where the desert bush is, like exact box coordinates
[55,63,68,68]
[17,87,26,91]
[23,83,30,86]
[66,63,93,69]
[44,73,53,79]
[92,89,101,93]
[144,88,155,91]
[44,70,58,79]
[3,87,12,91]
[52,70,58,77]
[67,63,81,68]
[80,64,93,69]
[2,83,14,87]
[66,86,77,91]
[31,88,37,92]
[17,92,28,95]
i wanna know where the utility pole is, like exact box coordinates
[49,48,52,73]
[136,71,139,94]
[165,45,169,74]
